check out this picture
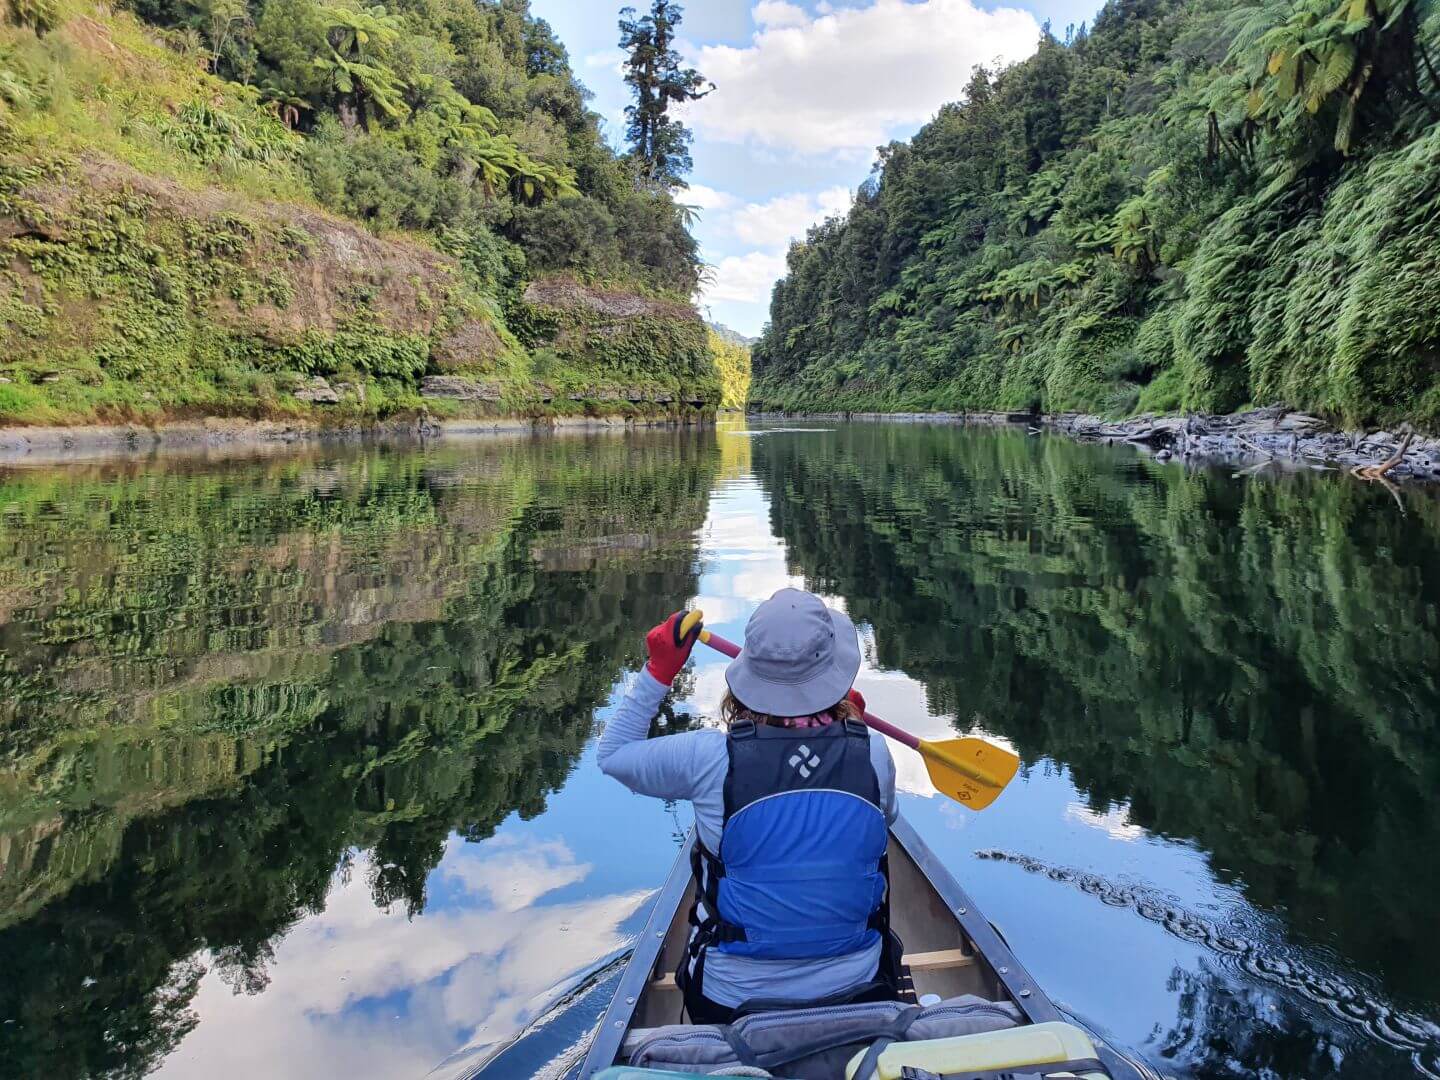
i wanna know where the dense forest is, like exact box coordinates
[0,432,718,1078]
[753,0,1440,427]
[0,0,732,425]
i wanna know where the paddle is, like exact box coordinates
[678,611,1020,811]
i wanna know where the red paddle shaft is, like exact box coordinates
[697,629,922,751]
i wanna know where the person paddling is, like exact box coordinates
[597,588,899,1024]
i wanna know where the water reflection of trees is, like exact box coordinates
[752,425,1440,1004]
[0,431,716,1080]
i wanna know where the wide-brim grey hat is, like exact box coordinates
[725,588,861,717]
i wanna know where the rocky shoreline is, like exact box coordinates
[0,414,714,466]
[747,406,1440,484]
[1051,407,1440,483]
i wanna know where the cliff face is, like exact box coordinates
[0,156,713,427]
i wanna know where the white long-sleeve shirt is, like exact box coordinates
[597,668,899,1009]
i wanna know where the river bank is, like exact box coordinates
[748,406,1440,484]
[0,413,714,465]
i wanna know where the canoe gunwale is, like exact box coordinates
[581,833,696,1077]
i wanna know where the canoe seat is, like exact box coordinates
[643,949,976,994]
[843,1020,1111,1080]
[625,994,1023,1077]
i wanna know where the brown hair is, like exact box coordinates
[720,689,860,730]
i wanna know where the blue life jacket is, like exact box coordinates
[687,716,889,975]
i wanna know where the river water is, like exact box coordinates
[2,421,1438,1080]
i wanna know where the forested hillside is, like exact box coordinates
[0,0,718,426]
[753,0,1440,427]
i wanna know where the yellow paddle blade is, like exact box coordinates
[920,737,1020,811]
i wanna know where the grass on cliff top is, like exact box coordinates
[0,0,310,206]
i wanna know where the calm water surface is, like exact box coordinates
[2,421,1438,1079]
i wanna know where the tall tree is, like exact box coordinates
[618,1,712,188]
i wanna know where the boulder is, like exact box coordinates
[294,376,339,405]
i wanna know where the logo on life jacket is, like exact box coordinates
[787,744,822,778]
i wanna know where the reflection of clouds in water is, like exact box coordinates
[688,594,750,625]
[688,661,732,719]
[731,566,808,602]
[1065,802,1144,842]
[153,841,648,1080]
[439,836,591,912]
[853,669,951,798]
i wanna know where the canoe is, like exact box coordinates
[577,815,1160,1079]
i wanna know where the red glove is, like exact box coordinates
[646,612,701,685]
[847,688,867,715]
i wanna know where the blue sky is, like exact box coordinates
[530,0,1106,336]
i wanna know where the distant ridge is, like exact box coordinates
[707,322,756,349]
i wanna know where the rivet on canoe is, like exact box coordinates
[998,966,1009,974]
[615,1021,624,1028]
[956,907,967,915]
[626,996,636,1005]
[657,931,665,938]
[1019,989,1031,998]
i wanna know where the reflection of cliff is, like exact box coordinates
[752,425,1440,1002]
[0,431,716,1080]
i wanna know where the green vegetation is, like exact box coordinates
[0,431,719,1079]
[707,327,751,410]
[752,424,1440,1003]
[511,279,717,404]
[0,0,717,427]
[753,0,1440,427]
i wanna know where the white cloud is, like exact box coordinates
[753,0,809,28]
[582,48,626,71]
[694,186,851,312]
[684,183,740,213]
[689,0,1040,154]
[729,186,851,247]
[704,250,789,305]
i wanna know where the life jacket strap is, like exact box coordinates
[691,841,749,944]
